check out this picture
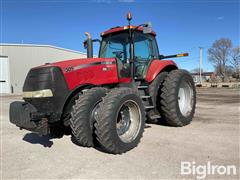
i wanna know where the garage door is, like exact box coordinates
[0,56,11,94]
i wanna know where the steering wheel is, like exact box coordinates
[112,51,124,60]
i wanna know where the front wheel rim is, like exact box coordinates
[116,100,142,143]
[178,80,194,117]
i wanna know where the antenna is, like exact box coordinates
[127,12,132,25]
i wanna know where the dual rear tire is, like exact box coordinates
[150,69,196,126]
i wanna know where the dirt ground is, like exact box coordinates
[0,88,239,179]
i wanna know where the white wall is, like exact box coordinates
[0,56,11,93]
[0,44,86,93]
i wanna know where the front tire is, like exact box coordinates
[95,88,145,154]
[159,70,196,126]
[70,87,107,147]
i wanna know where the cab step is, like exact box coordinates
[141,95,151,99]
[145,105,154,109]
[137,85,148,89]
[149,114,161,119]
[134,77,145,81]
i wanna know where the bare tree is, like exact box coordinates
[208,38,232,81]
[230,46,240,78]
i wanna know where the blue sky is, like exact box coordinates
[1,0,239,71]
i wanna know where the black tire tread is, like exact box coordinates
[159,69,196,126]
[95,88,145,154]
[70,87,106,147]
[149,71,168,108]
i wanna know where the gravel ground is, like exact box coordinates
[0,88,239,179]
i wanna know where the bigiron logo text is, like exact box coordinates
[180,161,238,179]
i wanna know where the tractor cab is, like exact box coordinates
[84,12,188,81]
[99,26,159,79]
[84,12,160,80]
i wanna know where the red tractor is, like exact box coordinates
[10,13,196,154]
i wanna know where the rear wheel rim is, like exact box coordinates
[116,100,142,143]
[178,80,194,117]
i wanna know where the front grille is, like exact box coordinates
[23,67,54,91]
[22,66,70,122]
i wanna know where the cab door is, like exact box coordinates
[134,33,159,79]
[0,56,11,94]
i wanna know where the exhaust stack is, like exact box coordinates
[84,32,93,58]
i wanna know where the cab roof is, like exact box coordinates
[101,26,156,37]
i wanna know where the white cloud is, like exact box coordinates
[118,0,135,2]
[217,16,224,20]
[94,0,135,3]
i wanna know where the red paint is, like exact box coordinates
[35,57,177,91]
[118,77,132,83]
[101,26,156,36]
[145,60,178,82]
[38,58,119,90]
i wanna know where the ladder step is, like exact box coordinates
[141,95,151,99]
[149,114,161,119]
[134,77,145,81]
[138,86,148,89]
[145,105,154,109]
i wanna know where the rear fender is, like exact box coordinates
[145,60,178,82]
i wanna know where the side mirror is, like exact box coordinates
[143,22,152,34]
[83,39,100,49]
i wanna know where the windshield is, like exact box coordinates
[99,32,159,62]
[99,32,129,62]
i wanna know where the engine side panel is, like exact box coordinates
[145,60,178,82]
[64,64,118,90]
[47,58,119,90]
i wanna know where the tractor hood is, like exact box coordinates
[28,57,119,91]
[22,57,119,122]
[36,58,116,73]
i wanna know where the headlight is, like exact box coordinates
[23,89,53,98]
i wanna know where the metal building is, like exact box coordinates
[0,44,86,94]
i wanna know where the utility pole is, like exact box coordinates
[199,47,203,85]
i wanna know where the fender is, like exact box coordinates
[61,83,94,123]
[145,60,178,82]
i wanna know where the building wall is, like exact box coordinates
[0,44,86,93]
